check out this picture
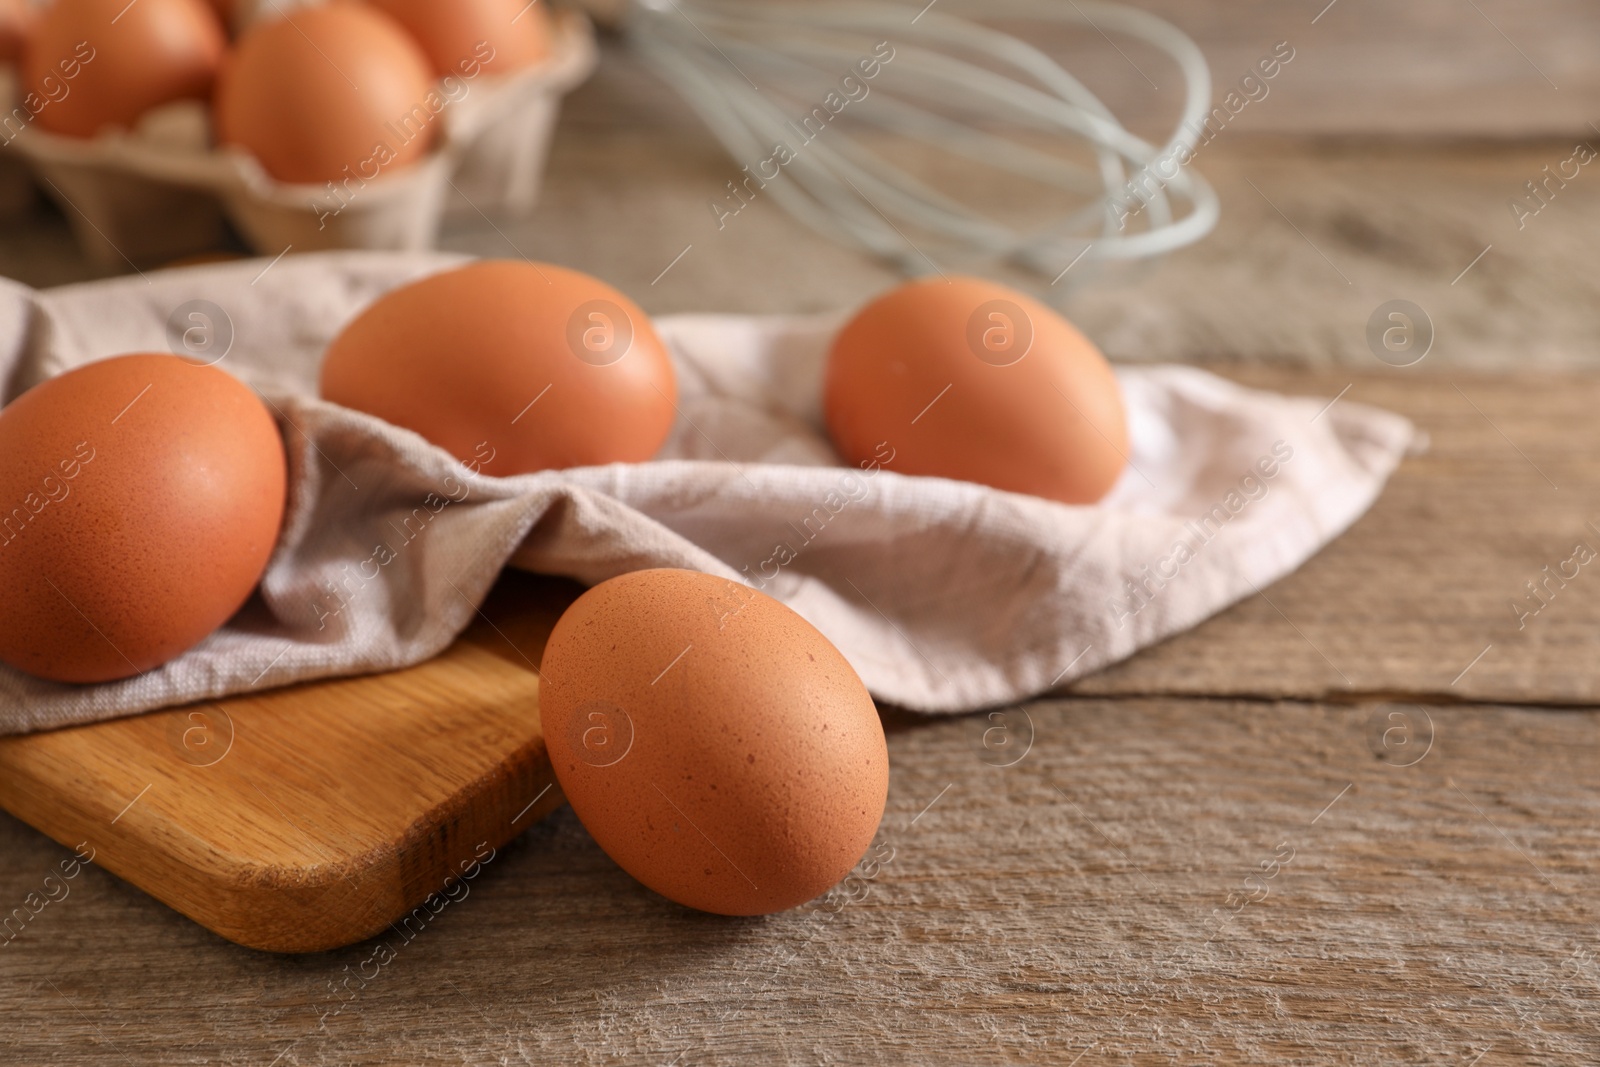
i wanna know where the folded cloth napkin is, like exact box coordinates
[0,252,1416,735]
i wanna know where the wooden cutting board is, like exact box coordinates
[0,570,583,954]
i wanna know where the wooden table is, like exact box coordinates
[4,24,1600,1067]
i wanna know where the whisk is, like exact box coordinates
[615,0,1218,287]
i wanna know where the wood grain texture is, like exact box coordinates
[6,43,1600,377]
[3,15,1600,1063]
[568,0,1600,139]
[0,376,1595,1062]
[2,695,1596,1064]
[0,571,572,954]
[1075,367,1600,707]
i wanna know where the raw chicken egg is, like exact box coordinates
[540,568,889,916]
[320,260,678,474]
[0,0,34,64]
[0,354,286,684]
[201,0,236,35]
[22,0,225,139]
[362,0,551,79]
[824,276,1128,505]
[214,5,436,185]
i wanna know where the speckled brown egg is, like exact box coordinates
[540,568,889,916]
[214,4,437,185]
[320,260,678,475]
[0,354,286,684]
[22,0,226,138]
[824,276,1129,505]
[0,0,35,64]
[361,0,552,79]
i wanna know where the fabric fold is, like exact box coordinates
[0,252,1416,734]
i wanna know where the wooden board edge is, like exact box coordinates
[0,725,565,954]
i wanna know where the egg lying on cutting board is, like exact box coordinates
[23,0,226,139]
[824,277,1128,506]
[0,355,286,684]
[540,569,889,915]
[320,260,678,474]
[215,4,436,184]
[362,0,552,79]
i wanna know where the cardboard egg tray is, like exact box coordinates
[0,8,596,267]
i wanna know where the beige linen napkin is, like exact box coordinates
[0,252,1416,734]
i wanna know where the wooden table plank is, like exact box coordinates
[1076,368,1600,707]
[3,694,1595,1064]
[4,24,1600,1066]
[7,56,1600,375]
[566,3,1600,139]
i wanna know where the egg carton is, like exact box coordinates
[0,68,35,220]
[1,8,596,267]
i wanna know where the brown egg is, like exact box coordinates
[362,0,551,79]
[824,276,1129,505]
[320,260,678,474]
[22,0,225,139]
[214,4,436,185]
[201,0,236,35]
[0,354,286,684]
[0,0,35,65]
[540,569,889,915]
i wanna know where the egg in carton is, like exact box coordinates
[0,65,36,220]
[0,0,38,225]
[4,6,595,268]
